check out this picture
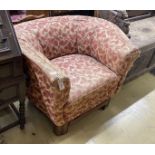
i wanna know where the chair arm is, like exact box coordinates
[18,39,71,126]
[90,21,140,77]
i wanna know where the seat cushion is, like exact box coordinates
[51,54,120,122]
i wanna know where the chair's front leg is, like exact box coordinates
[53,123,70,136]
[100,99,111,110]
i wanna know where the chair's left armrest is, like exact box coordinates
[17,39,71,126]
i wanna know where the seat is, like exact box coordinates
[14,16,139,135]
[51,54,120,122]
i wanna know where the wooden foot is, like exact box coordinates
[53,123,69,136]
[150,68,155,75]
[19,101,25,129]
[101,100,111,110]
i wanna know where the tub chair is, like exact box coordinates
[14,16,139,135]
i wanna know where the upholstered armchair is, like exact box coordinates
[15,16,139,135]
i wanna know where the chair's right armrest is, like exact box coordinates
[89,19,140,79]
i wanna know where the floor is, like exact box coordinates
[0,73,155,144]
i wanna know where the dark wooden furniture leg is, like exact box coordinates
[19,81,26,129]
[0,99,25,134]
[19,101,25,129]
[53,123,69,136]
[150,68,155,75]
[101,99,111,110]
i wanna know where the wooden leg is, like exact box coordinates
[19,81,26,130]
[101,99,111,110]
[19,101,25,129]
[150,68,155,75]
[53,123,69,136]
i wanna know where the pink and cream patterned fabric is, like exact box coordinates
[15,16,140,127]
[51,54,120,122]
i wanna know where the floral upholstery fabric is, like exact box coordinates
[36,16,139,76]
[15,16,140,127]
[51,54,120,122]
[37,20,78,59]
